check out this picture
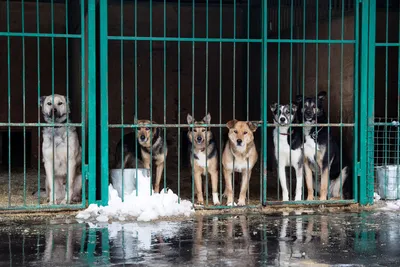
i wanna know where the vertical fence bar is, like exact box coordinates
[120,0,125,201]
[367,0,376,205]
[22,0,27,206]
[359,0,370,205]
[88,0,96,204]
[191,0,195,206]
[65,0,70,205]
[134,0,138,197]
[177,0,181,202]
[6,0,11,207]
[149,0,154,196]
[163,0,167,193]
[396,0,400,200]
[36,0,41,206]
[261,0,268,205]
[327,0,332,200]
[219,0,223,205]
[353,0,359,201]
[205,0,209,206]
[100,0,109,205]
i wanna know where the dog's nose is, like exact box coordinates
[140,135,146,141]
[196,136,202,142]
[280,117,286,123]
[237,139,242,145]
[52,108,57,114]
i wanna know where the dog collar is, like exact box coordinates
[280,129,294,136]
[311,127,323,140]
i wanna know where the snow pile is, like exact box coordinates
[76,184,194,222]
[379,200,400,211]
[374,192,381,201]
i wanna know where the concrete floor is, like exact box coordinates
[0,211,399,266]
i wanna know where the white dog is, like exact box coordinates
[41,94,82,204]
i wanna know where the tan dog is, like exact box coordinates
[222,120,258,206]
[136,119,168,193]
[187,113,220,206]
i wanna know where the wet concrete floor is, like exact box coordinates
[0,211,399,266]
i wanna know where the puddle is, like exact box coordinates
[0,211,399,266]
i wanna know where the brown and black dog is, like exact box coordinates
[187,113,220,206]
[114,119,168,193]
[222,120,258,206]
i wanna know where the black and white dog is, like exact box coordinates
[270,103,304,201]
[296,91,352,200]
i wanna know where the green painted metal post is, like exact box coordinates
[359,0,371,205]
[367,0,376,205]
[88,0,97,204]
[261,0,268,205]
[100,0,109,206]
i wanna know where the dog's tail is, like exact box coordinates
[329,166,348,198]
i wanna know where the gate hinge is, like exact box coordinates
[356,162,361,176]
[82,164,89,180]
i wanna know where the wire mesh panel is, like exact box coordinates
[0,0,95,210]
[367,0,400,202]
[99,0,361,209]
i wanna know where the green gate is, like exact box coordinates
[364,0,400,205]
[0,0,97,210]
[98,0,366,208]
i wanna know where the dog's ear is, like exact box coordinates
[291,103,297,113]
[187,114,194,125]
[203,113,211,124]
[270,103,278,112]
[40,96,46,107]
[318,91,327,101]
[247,121,259,132]
[226,119,238,129]
[295,95,303,104]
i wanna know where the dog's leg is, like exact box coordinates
[194,171,204,205]
[294,165,303,201]
[238,170,251,206]
[278,165,289,201]
[319,167,329,201]
[61,160,76,204]
[154,160,165,194]
[44,161,56,204]
[223,168,234,205]
[210,170,220,205]
[304,159,314,201]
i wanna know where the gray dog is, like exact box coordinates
[40,94,82,204]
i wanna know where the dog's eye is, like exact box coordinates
[145,127,150,131]
[194,129,197,133]
[47,102,52,106]
[57,102,63,106]
[201,129,206,132]
[244,131,248,135]
[234,130,238,134]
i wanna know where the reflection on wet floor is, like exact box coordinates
[0,211,399,266]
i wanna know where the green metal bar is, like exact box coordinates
[339,0,345,199]
[367,0,376,205]
[261,0,268,205]
[51,0,56,205]
[0,32,81,38]
[375,43,400,47]
[100,0,109,206]
[7,0,11,207]
[218,0,223,205]
[0,123,83,127]
[359,0,370,205]
[326,0,332,199]
[120,0,125,202]
[88,0,96,204]
[353,0,359,201]
[108,123,353,128]
[150,0,154,196]
[36,0,41,206]
[177,0,181,203]
[276,0,281,201]
[22,0,27,206]
[396,3,400,200]
[134,0,138,197]
[163,0,167,193]
[314,0,319,200]
[383,0,389,199]
[107,36,355,44]
[205,0,209,206]
[191,0,195,206]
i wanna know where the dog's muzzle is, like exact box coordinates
[236,139,243,146]
[196,136,203,144]
[139,135,146,142]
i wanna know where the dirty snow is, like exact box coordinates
[76,184,194,222]
[379,199,400,211]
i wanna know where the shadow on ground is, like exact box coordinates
[0,211,399,266]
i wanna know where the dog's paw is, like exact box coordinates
[226,202,237,207]
[237,199,246,206]
[212,193,220,206]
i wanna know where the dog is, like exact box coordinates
[40,94,82,204]
[296,91,352,200]
[222,120,258,206]
[116,119,168,194]
[270,102,304,201]
[187,113,220,206]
